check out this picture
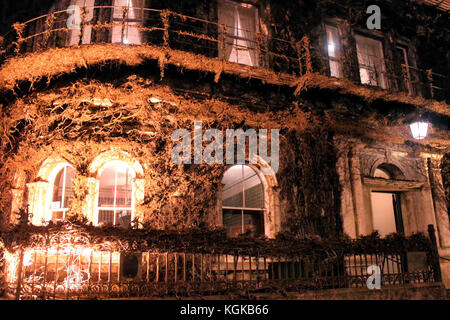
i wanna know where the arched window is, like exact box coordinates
[50,165,75,222]
[221,165,265,237]
[373,163,404,180]
[374,167,391,179]
[97,161,134,226]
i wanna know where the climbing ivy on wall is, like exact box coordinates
[279,127,342,239]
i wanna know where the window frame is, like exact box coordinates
[396,45,413,94]
[218,0,260,67]
[95,160,136,226]
[355,33,388,89]
[325,24,343,78]
[221,164,266,236]
[47,163,75,223]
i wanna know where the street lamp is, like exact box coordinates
[409,121,428,140]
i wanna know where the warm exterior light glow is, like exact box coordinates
[410,121,428,139]
[123,38,129,44]
[4,245,96,293]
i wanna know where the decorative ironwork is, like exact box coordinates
[1,5,447,99]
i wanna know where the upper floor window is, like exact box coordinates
[218,0,259,67]
[325,25,343,78]
[111,0,143,45]
[50,164,75,222]
[96,161,134,226]
[222,165,265,237]
[396,45,413,94]
[355,34,387,89]
[68,0,143,46]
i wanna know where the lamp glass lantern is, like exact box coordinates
[409,121,428,140]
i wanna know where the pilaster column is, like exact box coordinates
[85,177,98,224]
[133,178,146,224]
[348,148,372,236]
[26,181,49,225]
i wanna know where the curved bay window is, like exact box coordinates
[50,165,75,222]
[97,161,134,227]
[221,165,265,237]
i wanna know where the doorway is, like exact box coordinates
[370,191,404,237]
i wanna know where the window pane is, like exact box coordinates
[52,165,75,209]
[244,174,264,208]
[116,209,132,227]
[223,209,242,237]
[222,165,265,237]
[218,0,258,66]
[98,162,133,226]
[355,35,386,88]
[326,26,342,78]
[98,210,114,225]
[52,169,65,205]
[223,209,264,237]
[326,26,338,58]
[64,167,75,207]
[243,210,264,236]
[98,165,117,207]
[115,166,133,207]
[222,165,244,207]
[222,165,264,209]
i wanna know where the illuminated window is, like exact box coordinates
[111,0,144,45]
[325,25,342,78]
[50,165,75,222]
[218,0,259,67]
[355,34,387,89]
[222,165,265,237]
[96,161,134,227]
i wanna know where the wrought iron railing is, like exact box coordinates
[3,247,438,300]
[0,6,310,79]
[1,226,442,300]
[0,5,448,101]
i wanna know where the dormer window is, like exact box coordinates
[218,0,259,67]
[355,34,387,89]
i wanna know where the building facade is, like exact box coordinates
[0,0,449,298]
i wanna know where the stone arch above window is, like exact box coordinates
[371,162,406,180]
[89,150,144,177]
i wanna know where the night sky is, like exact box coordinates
[0,0,55,36]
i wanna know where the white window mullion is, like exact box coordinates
[113,167,118,225]
[61,165,67,219]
